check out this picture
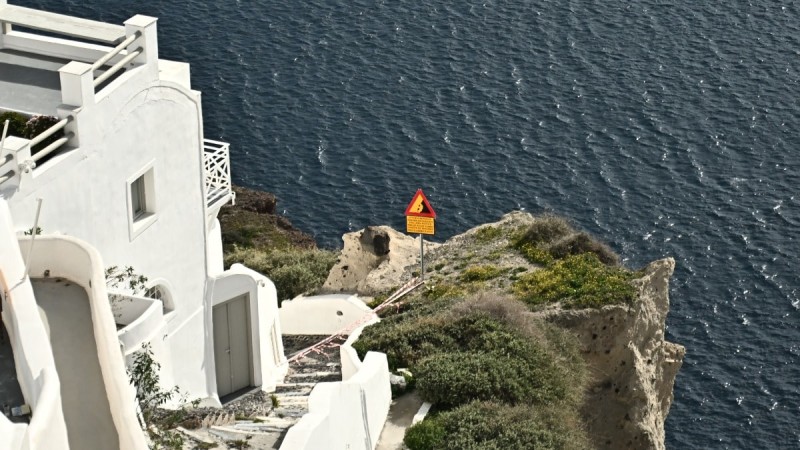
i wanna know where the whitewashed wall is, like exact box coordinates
[6,44,214,400]
[0,200,69,450]
[280,350,391,450]
[207,264,288,404]
[279,294,375,335]
[23,235,148,450]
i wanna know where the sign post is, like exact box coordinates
[404,189,436,281]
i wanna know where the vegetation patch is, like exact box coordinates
[547,231,620,266]
[225,246,337,302]
[513,215,574,247]
[474,225,504,243]
[458,265,504,282]
[0,112,65,154]
[511,215,621,267]
[404,400,590,450]
[354,295,589,450]
[513,253,637,309]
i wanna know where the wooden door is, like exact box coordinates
[213,295,251,398]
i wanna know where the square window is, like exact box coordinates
[127,162,157,240]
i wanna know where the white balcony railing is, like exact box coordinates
[203,139,233,212]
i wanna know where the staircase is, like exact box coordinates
[177,339,342,449]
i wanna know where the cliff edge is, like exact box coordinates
[538,258,685,450]
[326,211,685,450]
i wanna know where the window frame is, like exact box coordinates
[126,161,157,240]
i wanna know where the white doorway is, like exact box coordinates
[213,295,252,398]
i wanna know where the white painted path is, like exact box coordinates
[33,279,119,450]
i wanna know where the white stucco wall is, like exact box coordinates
[6,60,215,399]
[23,235,148,450]
[280,351,391,450]
[207,264,288,404]
[279,294,376,336]
[0,201,69,450]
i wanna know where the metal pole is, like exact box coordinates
[24,198,43,278]
[420,234,424,281]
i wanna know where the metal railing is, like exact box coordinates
[203,139,233,210]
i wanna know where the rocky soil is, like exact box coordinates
[218,186,317,252]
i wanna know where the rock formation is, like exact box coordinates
[322,225,440,295]
[539,259,685,450]
[327,212,685,449]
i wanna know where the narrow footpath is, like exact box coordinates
[33,278,119,450]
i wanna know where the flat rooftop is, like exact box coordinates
[0,49,65,115]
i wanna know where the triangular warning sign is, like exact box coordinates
[404,189,437,218]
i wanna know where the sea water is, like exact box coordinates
[18,0,800,447]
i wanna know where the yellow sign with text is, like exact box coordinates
[407,216,435,235]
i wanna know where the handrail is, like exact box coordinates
[29,117,71,148]
[91,32,139,71]
[0,170,15,184]
[30,134,73,163]
[93,47,142,88]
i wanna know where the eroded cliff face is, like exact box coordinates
[326,213,684,449]
[538,258,685,450]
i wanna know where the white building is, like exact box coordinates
[0,2,290,448]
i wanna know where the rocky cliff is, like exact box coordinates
[539,259,685,450]
[324,211,685,450]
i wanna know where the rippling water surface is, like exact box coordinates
[20,0,800,447]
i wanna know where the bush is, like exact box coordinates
[474,225,503,243]
[514,253,636,309]
[513,215,574,248]
[224,247,337,302]
[405,401,590,450]
[459,265,503,282]
[0,111,28,137]
[415,348,568,409]
[515,242,554,266]
[404,418,445,450]
[352,312,458,369]
[547,232,620,266]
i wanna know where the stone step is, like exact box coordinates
[285,371,339,379]
[273,396,309,405]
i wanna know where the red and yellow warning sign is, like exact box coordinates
[404,189,437,218]
[407,216,435,235]
[405,189,436,235]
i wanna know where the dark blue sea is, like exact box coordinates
[19,0,800,447]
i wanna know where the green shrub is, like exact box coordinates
[513,253,636,309]
[513,215,574,247]
[474,225,503,243]
[405,401,590,450]
[515,242,554,266]
[224,247,337,302]
[547,232,620,266]
[459,265,503,282]
[0,113,66,155]
[404,418,445,450]
[0,111,27,137]
[415,349,568,409]
[352,313,458,369]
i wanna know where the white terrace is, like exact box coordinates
[0,0,232,214]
